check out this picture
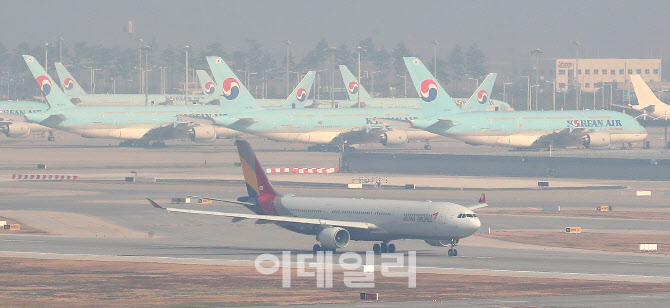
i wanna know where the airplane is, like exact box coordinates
[0,100,53,139]
[403,57,647,149]
[339,65,513,111]
[205,56,468,151]
[24,55,241,146]
[196,69,314,109]
[628,75,670,120]
[148,139,483,256]
[54,62,210,106]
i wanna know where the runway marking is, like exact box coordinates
[0,250,669,283]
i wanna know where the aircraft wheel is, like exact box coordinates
[447,249,453,256]
[373,243,381,254]
[388,244,396,253]
[424,144,432,150]
[313,244,321,254]
[453,249,457,256]
[381,243,388,253]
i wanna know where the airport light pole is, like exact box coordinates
[521,75,530,111]
[371,71,381,98]
[546,80,556,111]
[325,47,337,103]
[144,45,151,96]
[44,42,49,73]
[357,45,367,108]
[433,40,439,79]
[503,82,512,104]
[185,45,189,105]
[284,40,291,97]
[58,37,63,63]
[138,38,143,94]
[530,48,543,110]
[573,41,582,110]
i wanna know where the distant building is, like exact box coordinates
[555,58,662,93]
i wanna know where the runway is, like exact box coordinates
[1,134,670,306]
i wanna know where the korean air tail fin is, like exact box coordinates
[630,75,666,109]
[54,62,88,99]
[339,65,372,101]
[196,70,219,96]
[235,139,280,215]
[462,73,497,112]
[280,71,315,109]
[23,55,76,111]
[403,57,462,116]
[205,56,264,114]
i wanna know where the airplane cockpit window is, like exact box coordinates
[466,214,474,218]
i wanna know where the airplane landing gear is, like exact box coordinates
[372,241,395,254]
[424,141,432,150]
[312,244,335,253]
[447,238,458,257]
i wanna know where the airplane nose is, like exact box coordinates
[472,218,481,231]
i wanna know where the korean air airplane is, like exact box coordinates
[196,69,313,109]
[404,57,647,148]
[207,56,517,151]
[148,140,483,256]
[628,75,670,120]
[339,65,513,111]
[54,62,211,106]
[0,100,52,138]
[24,55,240,146]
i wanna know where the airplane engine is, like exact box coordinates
[3,122,31,138]
[317,227,350,249]
[424,239,458,247]
[189,125,217,142]
[380,130,409,147]
[583,132,611,148]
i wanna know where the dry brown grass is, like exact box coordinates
[1,257,669,307]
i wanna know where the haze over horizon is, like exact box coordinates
[2,0,669,63]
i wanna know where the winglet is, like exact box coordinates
[147,198,165,209]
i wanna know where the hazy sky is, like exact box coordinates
[2,0,669,63]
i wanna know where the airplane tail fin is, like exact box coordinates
[235,139,280,199]
[281,71,316,109]
[196,70,219,96]
[23,55,76,111]
[403,57,462,116]
[462,73,497,112]
[630,75,665,109]
[206,56,264,114]
[54,62,88,99]
[339,65,372,101]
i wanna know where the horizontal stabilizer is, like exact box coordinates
[426,119,456,130]
[40,114,69,126]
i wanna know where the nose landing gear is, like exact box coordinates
[447,238,458,257]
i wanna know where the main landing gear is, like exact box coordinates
[423,141,432,150]
[313,244,336,253]
[447,238,458,257]
[372,241,396,254]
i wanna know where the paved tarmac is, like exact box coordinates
[1,134,670,306]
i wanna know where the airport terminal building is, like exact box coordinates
[555,58,662,93]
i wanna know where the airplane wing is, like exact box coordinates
[187,196,255,206]
[336,125,388,144]
[425,119,456,131]
[530,127,587,148]
[40,114,69,127]
[142,121,192,139]
[468,203,488,211]
[148,199,379,230]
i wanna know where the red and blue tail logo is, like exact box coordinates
[63,77,75,90]
[222,78,240,100]
[477,90,488,104]
[296,88,307,102]
[36,75,52,96]
[204,81,216,95]
[420,79,438,102]
[348,81,359,94]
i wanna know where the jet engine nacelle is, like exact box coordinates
[317,227,350,249]
[189,125,217,142]
[3,122,31,138]
[583,132,611,148]
[380,130,409,147]
[424,239,458,247]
